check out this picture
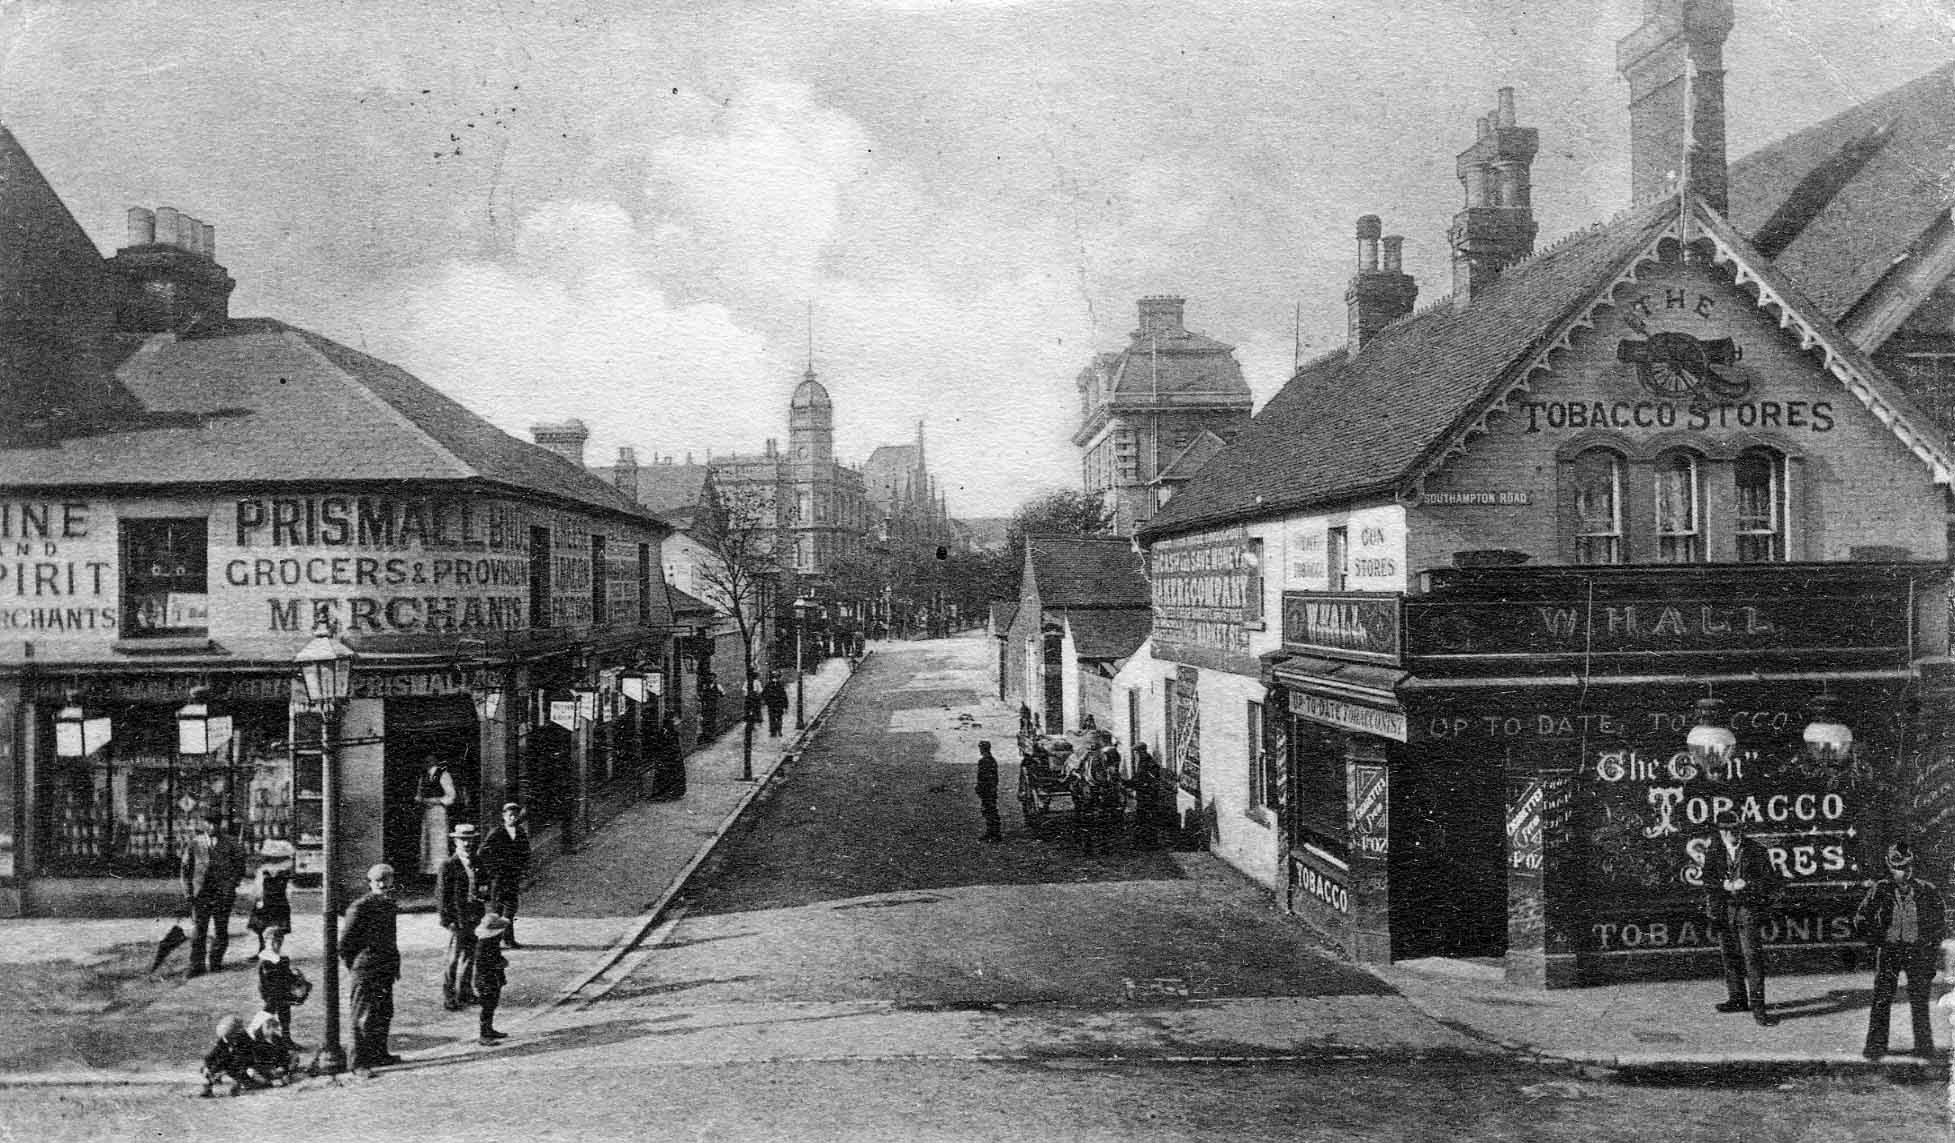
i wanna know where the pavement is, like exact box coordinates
[0,640,1948,1090]
[0,654,858,1087]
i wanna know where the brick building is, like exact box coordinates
[1073,296,1254,536]
[0,127,677,916]
[1126,2,1955,986]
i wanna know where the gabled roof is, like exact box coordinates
[1142,198,1681,537]
[1059,608,1154,660]
[1026,535,1148,608]
[1149,428,1229,485]
[601,461,714,515]
[1727,61,1955,324]
[1143,194,1955,541]
[2,317,653,520]
[989,600,1019,634]
[667,584,717,617]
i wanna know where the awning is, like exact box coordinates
[1264,653,1411,741]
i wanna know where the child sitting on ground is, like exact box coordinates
[199,1015,270,1096]
[474,912,511,1044]
[246,1011,300,1085]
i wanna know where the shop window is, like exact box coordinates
[1288,719,1348,858]
[39,701,291,877]
[529,526,552,628]
[1572,448,1624,564]
[591,534,608,625]
[120,518,208,638]
[1653,451,1703,563]
[1735,448,1789,563]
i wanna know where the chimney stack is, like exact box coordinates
[1449,86,1540,303]
[613,446,640,494]
[530,418,590,467]
[1617,0,1734,212]
[1136,295,1187,339]
[107,203,235,332]
[1346,215,1418,355]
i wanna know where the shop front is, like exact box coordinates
[1269,562,1947,987]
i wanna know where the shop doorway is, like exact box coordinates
[382,697,480,882]
[1390,750,1506,959]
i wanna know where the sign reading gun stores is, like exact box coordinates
[227,495,530,635]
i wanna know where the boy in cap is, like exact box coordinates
[473,913,513,1045]
[1854,841,1946,1059]
[438,822,487,1009]
[477,803,532,948]
[1701,809,1783,1025]
[340,863,402,1072]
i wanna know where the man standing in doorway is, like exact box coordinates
[438,823,487,1010]
[1702,810,1783,1026]
[478,804,532,949]
[762,673,791,739]
[976,741,1002,843]
[180,812,245,976]
[1854,841,1946,1059]
[340,863,402,1073]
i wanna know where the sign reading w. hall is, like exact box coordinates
[1281,592,1401,664]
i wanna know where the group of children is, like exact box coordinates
[197,853,516,1096]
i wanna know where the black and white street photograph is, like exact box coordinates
[5,0,1955,1138]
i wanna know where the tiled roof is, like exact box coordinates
[1141,198,1680,539]
[1728,61,1955,323]
[1027,535,1148,608]
[3,317,652,520]
[667,584,717,616]
[1059,608,1153,660]
[1101,330,1251,403]
[600,462,713,514]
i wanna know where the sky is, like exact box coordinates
[3,0,1953,515]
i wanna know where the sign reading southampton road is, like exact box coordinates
[1280,592,1401,664]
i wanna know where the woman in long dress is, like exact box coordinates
[417,761,457,875]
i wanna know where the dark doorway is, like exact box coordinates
[1389,749,1506,959]
[1041,628,1064,731]
[382,696,480,883]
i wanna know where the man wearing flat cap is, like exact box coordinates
[438,822,488,1010]
[1853,841,1946,1059]
[477,803,532,948]
[339,863,401,1072]
[1702,810,1784,1025]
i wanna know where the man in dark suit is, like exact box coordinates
[438,823,488,1009]
[762,673,791,738]
[339,863,402,1073]
[180,812,245,976]
[975,741,1002,843]
[477,803,532,949]
[1854,841,1947,1059]
[1702,810,1784,1025]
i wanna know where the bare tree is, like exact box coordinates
[688,487,784,780]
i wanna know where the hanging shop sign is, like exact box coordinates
[548,700,578,731]
[1281,592,1401,664]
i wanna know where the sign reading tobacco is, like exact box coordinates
[1280,592,1401,664]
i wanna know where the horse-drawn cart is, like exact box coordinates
[1016,732,1124,826]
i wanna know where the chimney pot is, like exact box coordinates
[1382,236,1405,273]
[529,418,590,468]
[201,222,216,260]
[154,206,181,248]
[1497,86,1517,128]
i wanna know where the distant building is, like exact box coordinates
[1002,536,1151,735]
[1072,296,1254,535]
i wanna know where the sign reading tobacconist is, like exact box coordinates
[219,494,531,635]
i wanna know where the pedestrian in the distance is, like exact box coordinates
[340,863,402,1073]
[180,812,245,976]
[248,839,294,955]
[658,711,688,798]
[1127,743,1168,848]
[762,672,791,738]
[438,823,487,1010]
[1854,841,1946,1059]
[1702,810,1783,1026]
[473,913,512,1045]
[699,673,724,743]
[976,741,1002,843]
[478,803,532,948]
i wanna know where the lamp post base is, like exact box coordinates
[311,1044,349,1076]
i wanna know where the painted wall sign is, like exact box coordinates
[1292,846,1352,915]
[1289,691,1408,742]
[1281,592,1401,663]
[1150,527,1258,674]
[1508,777,1544,873]
[0,499,119,640]
[1420,490,1532,507]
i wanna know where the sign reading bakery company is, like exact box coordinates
[1281,591,1401,664]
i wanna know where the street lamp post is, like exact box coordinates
[294,622,355,1076]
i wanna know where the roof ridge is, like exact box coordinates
[278,326,478,480]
